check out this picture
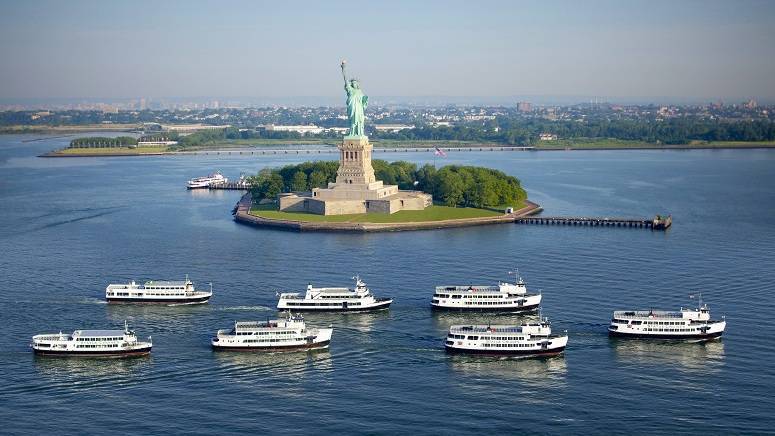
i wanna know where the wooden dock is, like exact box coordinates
[515,215,672,230]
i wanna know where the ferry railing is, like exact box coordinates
[613,311,685,319]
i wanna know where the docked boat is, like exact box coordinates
[187,171,227,189]
[30,321,152,357]
[608,295,726,340]
[277,276,392,312]
[445,316,568,357]
[211,313,333,352]
[105,276,212,304]
[431,271,541,312]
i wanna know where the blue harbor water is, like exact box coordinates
[1,135,775,434]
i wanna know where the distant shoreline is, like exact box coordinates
[7,127,773,156]
[38,142,775,157]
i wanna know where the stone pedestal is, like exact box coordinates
[334,136,376,185]
[313,136,398,202]
[278,135,431,215]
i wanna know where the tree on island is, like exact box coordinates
[249,160,526,210]
[290,171,308,192]
[248,169,285,199]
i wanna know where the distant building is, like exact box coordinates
[744,99,758,109]
[431,121,454,128]
[264,124,324,135]
[517,102,532,112]
[30,111,51,121]
[463,115,495,121]
[373,124,415,133]
[539,133,558,141]
[137,141,178,147]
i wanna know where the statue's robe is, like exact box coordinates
[345,83,368,136]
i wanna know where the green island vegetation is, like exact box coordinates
[373,118,775,146]
[245,160,527,223]
[166,128,334,150]
[56,146,168,155]
[68,136,138,148]
[131,119,775,149]
[45,115,775,156]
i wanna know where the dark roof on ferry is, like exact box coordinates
[145,281,187,286]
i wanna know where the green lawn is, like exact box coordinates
[249,203,506,223]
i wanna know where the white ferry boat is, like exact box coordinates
[30,321,152,357]
[277,276,392,312]
[105,276,212,304]
[211,313,333,352]
[608,295,726,340]
[445,316,568,357]
[187,171,227,189]
[431,271,541,312]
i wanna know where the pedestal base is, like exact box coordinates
[277,135,432,215]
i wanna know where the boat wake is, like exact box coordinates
[166,301,208,307]
[79,297,107,305]
[219,305,273,311]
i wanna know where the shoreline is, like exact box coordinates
[233,193,543,233]
[38,142,775,158]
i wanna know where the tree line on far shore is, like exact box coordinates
[68,136,137,148]
[248,160,527,209]
[171,118,775,148]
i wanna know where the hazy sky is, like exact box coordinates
[1,0,774,103]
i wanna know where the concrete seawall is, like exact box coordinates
[233,193,542,233]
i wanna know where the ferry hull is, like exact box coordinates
[608,330,724,340]
[107,296,211,304]
[445,345,566,357]
[32,346,152,357]
[278,300,392,313]
[431,303,540,313]
[211,340,331,352]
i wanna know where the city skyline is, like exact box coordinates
[1,0,774,103]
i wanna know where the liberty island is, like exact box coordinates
[279,62,432,215]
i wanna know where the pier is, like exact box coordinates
[206,181,251,190]
[515,215,672,230]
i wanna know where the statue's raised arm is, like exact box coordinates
[340,60,349,87]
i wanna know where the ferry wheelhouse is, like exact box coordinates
[431,271,541,312]
[277,276,392,312]
[105,276,212,304]
[211,313,333,352]
[187,171,227,189]
[445,316,568,357]
[608,295,725,340]
[30,321,152,357]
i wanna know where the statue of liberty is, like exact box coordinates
[341,60,368,137]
